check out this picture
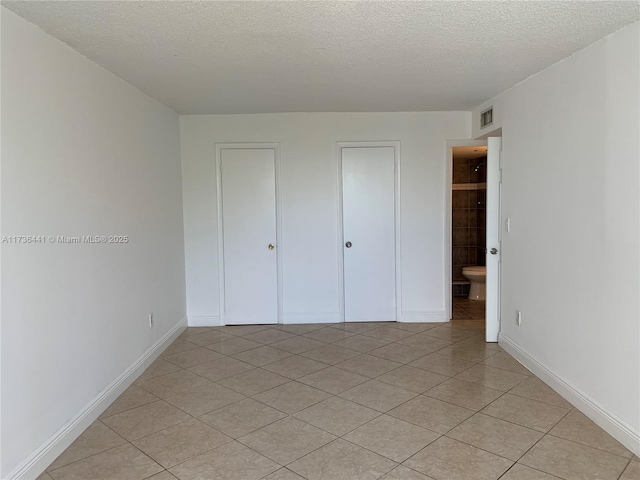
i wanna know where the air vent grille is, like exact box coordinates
[480,107,493,128]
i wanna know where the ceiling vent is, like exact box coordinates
[480,107,493,129]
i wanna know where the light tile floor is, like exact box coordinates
[40,321,637,480]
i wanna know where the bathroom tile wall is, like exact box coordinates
[452,157,487,289]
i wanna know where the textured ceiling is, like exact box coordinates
[4,1,639,114]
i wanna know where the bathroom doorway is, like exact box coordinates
[446,140,495,341]
[451,142,487,317]
[446,139,502,342]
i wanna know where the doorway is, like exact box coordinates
[338,142,400,323]
[216,144,282,325]
[447,138,502,342]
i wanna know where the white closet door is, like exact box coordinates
[342,146,396,322]
[221,148,278,325]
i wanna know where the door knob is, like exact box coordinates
[345,242,352,248]
[268,244,275,250]
[490,248,498,255]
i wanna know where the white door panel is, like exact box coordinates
[221,148,278,325]
[486,138,502,341]
[342,147,396,322]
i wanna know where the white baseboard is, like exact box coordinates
[282,313,340,324]
[188,315,222,327]
[9,316,188,480]
[399,311,448,323]
[499,333,640,456]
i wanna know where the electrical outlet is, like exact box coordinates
[515,310,522,326]
[148,312,154,328]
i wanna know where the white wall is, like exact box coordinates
[489,22,639,453]
[1,8,186,477]
[181,112,470,325]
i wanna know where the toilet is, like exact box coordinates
[462,266,486,300]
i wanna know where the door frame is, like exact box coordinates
[336,141,401,323]
[215,143,283,326]
[445,139,487,322]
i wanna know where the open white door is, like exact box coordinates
[486,137,502,342]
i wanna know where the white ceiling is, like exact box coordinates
[4,1,639,114]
